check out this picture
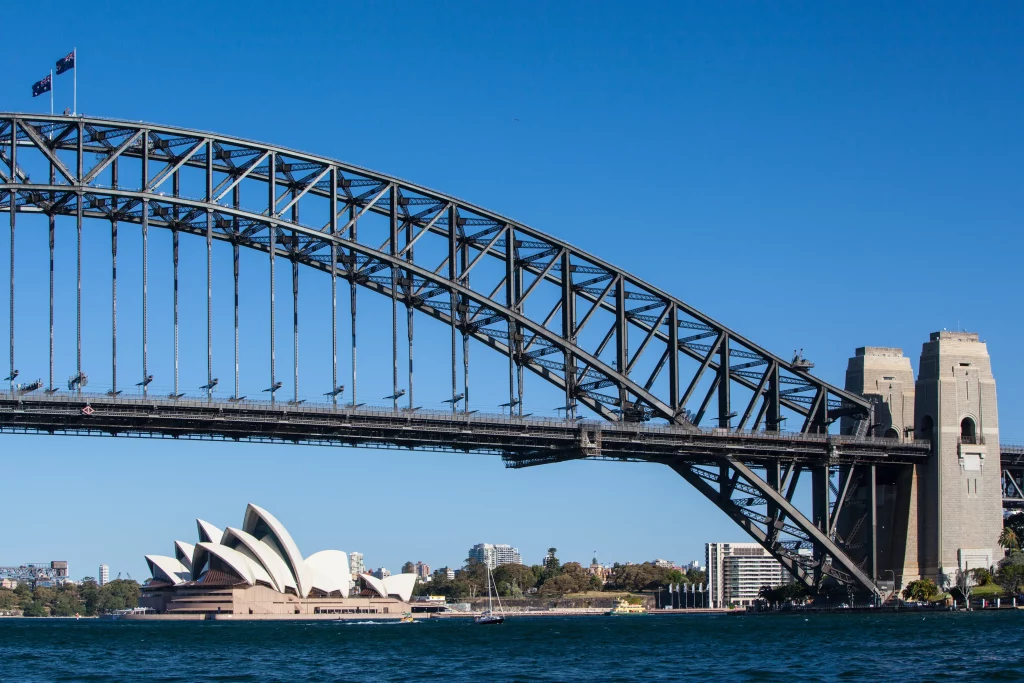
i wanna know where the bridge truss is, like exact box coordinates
[0,113,928,595]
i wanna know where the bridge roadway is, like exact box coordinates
[0,391,931,467]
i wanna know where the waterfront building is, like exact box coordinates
[99,564,109,586]
[706,542,787,608]
[349,552,365,579]
[468,543,522,569]
[415,562,430,578]
[140,503,416,619]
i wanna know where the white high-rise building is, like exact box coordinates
[99,564,109,586]
[349,552,365,578]
[468,543,522,570]
[705,543,788,608]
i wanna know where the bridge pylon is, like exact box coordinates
[915,331,1002,584]
[841,333,1003,593]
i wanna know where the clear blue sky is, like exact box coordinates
[0,1,1021,581]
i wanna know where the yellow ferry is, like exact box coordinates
[607,599,648,616]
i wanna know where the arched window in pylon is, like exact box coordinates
[920,415,934,440]
[960,417,977,445]
[884,427,899,439]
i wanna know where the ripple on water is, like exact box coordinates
[1,613,1022,681]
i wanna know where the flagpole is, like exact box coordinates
[50,70,53,115]
[73,48,77,115]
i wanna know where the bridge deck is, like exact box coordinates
[0,392,932,467]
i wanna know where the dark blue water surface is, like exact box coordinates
[2,612,1022,682]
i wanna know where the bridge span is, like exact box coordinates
[0,113,1014,597]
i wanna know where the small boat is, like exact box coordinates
[400,613,415,624]
[474,564,506,625]
[606,598,648,616]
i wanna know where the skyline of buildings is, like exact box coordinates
[468,543,523,570]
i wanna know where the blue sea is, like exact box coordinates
[1,612,1022,681]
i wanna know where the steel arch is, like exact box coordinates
[0,113,891,596]
[0,113,871,431]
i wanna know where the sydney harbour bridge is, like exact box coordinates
[0,114,1019,598]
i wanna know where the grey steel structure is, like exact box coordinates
[0,113,1001,596]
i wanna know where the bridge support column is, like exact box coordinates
[915,331,1002,585]
[841,347,921,587]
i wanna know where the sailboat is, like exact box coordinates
[474,564,505,625]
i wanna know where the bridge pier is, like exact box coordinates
[843,333,1003,590]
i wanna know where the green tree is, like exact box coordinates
[458,559,488,599]
[50,591,85,617]
[33,586,56,605]
[78,579,102,616]
[0,588,17,610]
[401,561,416,574]
[493,563,537,597]
[22,600,47,617]
[685,568,707,586]
[13,583,32,608]
[902,578,939,601]
[544,548,560,572]
[98,579,140,612]
[971,567,993,586]
[999,527,1020,552]
[665,569,687,586]
[996,551,1024,595]
[608,563,672,592]
[1006,513,1024,543]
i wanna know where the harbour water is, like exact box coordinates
[1,611,1021,681]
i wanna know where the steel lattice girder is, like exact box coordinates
[0,114,872,431]
[0,114,893,596]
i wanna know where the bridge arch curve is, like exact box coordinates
[0,113,869,430]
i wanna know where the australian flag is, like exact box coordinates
[31,74,51,98]
[55,50,75,75]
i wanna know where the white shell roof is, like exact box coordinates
[305,550,351,595]
[145,555,190,585]
[194,542,274,587]
[361,572,417,602]
[242,503,313,598]
[174,541,195,571]
[222,526,298,594]
[196,519,223,544]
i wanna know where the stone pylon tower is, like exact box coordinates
[841,347,921,585]
[914,331,1002,582]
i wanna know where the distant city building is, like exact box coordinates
[373,567,392,580]
[684,560,703,572]
[588,559,609,583]
[99,564,110,586]
[0,578,17,589]
[415,562,431,579]
[440,566,455,580]
[349,552,365,579]
[468,543,522,569]
[653,558,674,568]
[706,542,788,608]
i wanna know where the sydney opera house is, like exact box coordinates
[140,503,417,619]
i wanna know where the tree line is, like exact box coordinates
[0,578,140,617]
[410,549,706,599]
